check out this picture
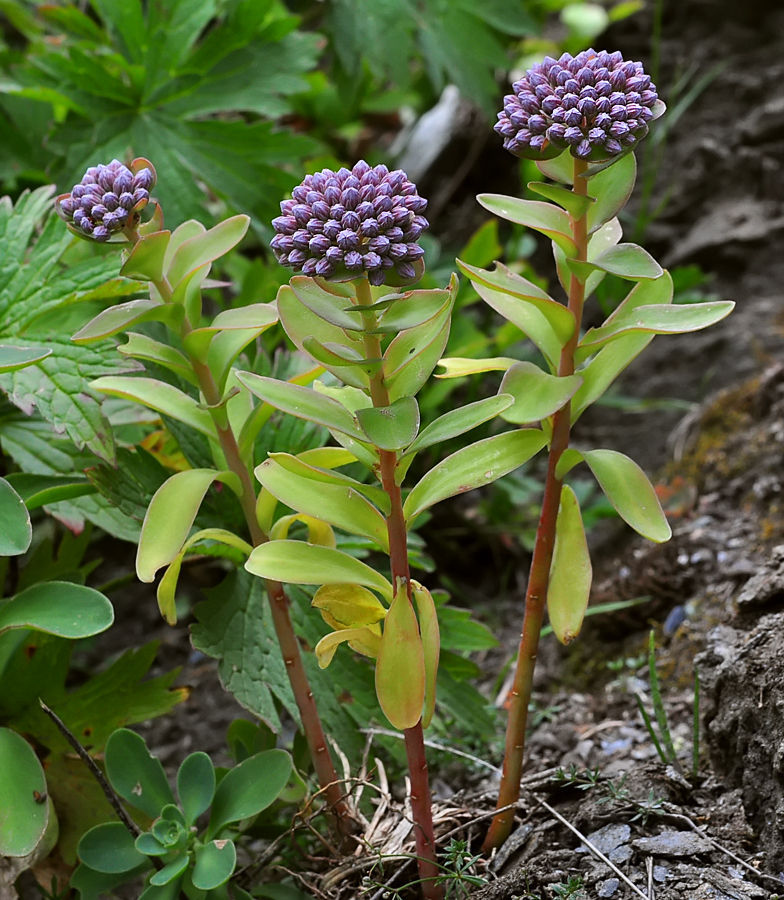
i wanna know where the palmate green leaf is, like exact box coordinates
[499,362,582,424]
[0,582,113,639]
[478,194,578,256]
[404,429,548,522]
[0,727,49,857]
[583,449,671,543]
[547,485,591,645]
[25,2,321,228]
[254,456,389,551]
[0,476,31,556]
[246,540,393,600]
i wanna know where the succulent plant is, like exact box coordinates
[495,49,663,161]
[270,160,429,286]
[56,158,157,242]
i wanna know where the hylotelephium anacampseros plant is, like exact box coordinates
[57,158,355,833]
[437,48,735,850]
[242,160,544,899]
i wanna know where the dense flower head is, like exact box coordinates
[56,159,156,241]
[271,160,428,286]
[496,49,659,161]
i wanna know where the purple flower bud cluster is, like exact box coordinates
[271,161,428,286]
[57,159,156,241]
[496,49,658,160]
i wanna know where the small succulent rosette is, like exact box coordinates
[496,49,666,161]
[270,160,429,286]
[56,158,158,242]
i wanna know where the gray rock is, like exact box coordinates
[597,878,620,898]
[582,823,630,856]
[632,830,713,857]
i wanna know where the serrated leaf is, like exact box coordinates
[105,728,176,819]
[583,449,671,542]
[404,394,514,456]
[375,582,425,730]
[477,195,578,256]
[254,456,389,551]
[0,582,113,639]
[0,476,31,555]
[0,727,49,857]
[246,540,393,600]
[78,822,148,875]
[403,429,548,521]
[206,750,291,838]
[547,485,592,645]
[499,362,582,424]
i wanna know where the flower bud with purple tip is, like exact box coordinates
[271,161,429,286]
[496,49,661,161]
[56,158,157,242]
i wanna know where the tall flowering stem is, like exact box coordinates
[482,158,589,852]
[355,275,441,899]
[121,230,352,832]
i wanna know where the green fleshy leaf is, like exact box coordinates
[356,396,420,451]
[404,394,514,456]
[206,750,291,838]
[120,231,171,282]
[435,357,518,379]
[567,243,663,283]
[177,752,215,827]
[0,582,113,639]
[149,853,189,887]
[91,375,216,437]
[289,276,365,331]
[105,728,176,819]
[301,336,379,375]
[375,582,425,730]
[579,300,735,351]
[499,362,582,424]
[118,333,198,385]
[192,840,236,890]
[583,449,671,543]
[0,344,51,373]
[403,429,548,521]
[78,822,148,874]
[547,485,592,645]
[167,215,249,286]
[571,333,654,422]
[535,148,574,184]
[477,194,578,256]
[586,151,636,234]
[5,472,97,510]
[245,540,393,600]
[371,288,452,333]
[526,181,595,218]
[71,862,152,900]
[236,373,366,441]
[0,476,31,556]
[456,259,575,346]
[137,469,240,583]
[0,727,48,857]
[72,299,185,344]
[182,302,278,362]
[135,833,168,857]
[254,456,389,551]
[412,584,439,729]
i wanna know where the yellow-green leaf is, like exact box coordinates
[412,582,439,729]
[547,485,592,645]
[375,582,425,730]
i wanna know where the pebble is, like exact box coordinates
[584,823,631,855]
[632,831,713,856]
[597,877,620,897]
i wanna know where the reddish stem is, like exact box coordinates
[482,157,590,852]
[356,277,443,899]
[144,262,351,828]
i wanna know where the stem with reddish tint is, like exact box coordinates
[130,236,350,827]
[483,157,590,852]
[356,276,442,900]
